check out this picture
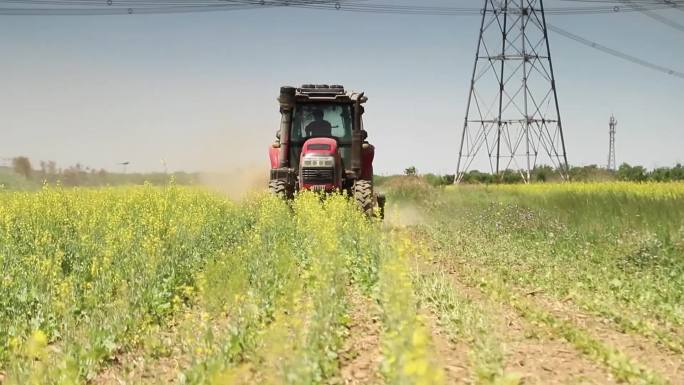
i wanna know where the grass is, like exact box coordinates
[424,184,684,338]
[398,182,683,384]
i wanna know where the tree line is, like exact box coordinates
[392,163,684,186]
[5,156,199,188]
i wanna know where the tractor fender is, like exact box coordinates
[269,146,280,169]
[361,143,375,180]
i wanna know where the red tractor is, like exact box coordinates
[268,84,384,217]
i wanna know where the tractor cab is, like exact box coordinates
[289,102,353,174]
[268,84,383,217]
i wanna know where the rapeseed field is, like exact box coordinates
[1,181,682,384]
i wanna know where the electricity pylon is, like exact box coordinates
[456,0,569,183]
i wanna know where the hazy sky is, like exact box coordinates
[1,1,683,174]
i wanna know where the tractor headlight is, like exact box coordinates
[303,155,334,168]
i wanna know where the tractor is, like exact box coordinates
[268,84,385,217]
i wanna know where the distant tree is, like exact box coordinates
[47,161,57,175]
[617,163,647,182]
[97,169,108,184]
[501,169,524,184]
[567,164,613,182]
[462,170,494,184]
[649,167,671,182]
[442,174,455,185]
[648,164,684,182]
[422,173,455,187]
[404,166,417,176]
[670,164,684,181]
[62,163,87,186]
[423,173,441,186]
[12,156,32,179]
[532,165,554,182]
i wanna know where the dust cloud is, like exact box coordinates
[383,202,426,227]
[198,166,269,200]
[182,116,275,200]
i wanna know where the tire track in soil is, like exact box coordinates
[432,261,621,385]
[422,309,471,385]
[499,304,620,385]
[335,288,382,385]
[529,293,684,385]
[93,310,232,385]
[95,352,186,385]
[94,339,186,384]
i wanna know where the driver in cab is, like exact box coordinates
[305,109,332,137]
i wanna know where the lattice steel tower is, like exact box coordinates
[456,0,569,183]
[607,114,617,171]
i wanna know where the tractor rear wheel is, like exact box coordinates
[353,179,374,216]
[269,179,289,199]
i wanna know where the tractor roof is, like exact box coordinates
[292,84,367,104]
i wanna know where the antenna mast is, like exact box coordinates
[607,115,617,171]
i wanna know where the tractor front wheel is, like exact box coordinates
[353,179,374,216]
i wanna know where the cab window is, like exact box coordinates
[291,103,352,143]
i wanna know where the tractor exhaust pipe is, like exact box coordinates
[278,86,296,168]
[351,92,365,174]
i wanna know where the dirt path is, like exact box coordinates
[422,309,471,385]
[531,293,684,385]
[336,288,382,385]
[96,288,385,385]
[93,309,232,385]
[95,351,184,385]
[423,259,621,385]
[497,302,620,385]
[93,336,190,385]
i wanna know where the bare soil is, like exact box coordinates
[422,309,471,385]
[531,293,684,385]
[498,303,620,385]
[427,259,621,385]
[93,328,192,385]
[93,310,232,385]
[335,288,382,385]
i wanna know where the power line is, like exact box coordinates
[559,0,684,13]
[1,0,682,15]
[547,23,684,78]
[293,1,680,15]
[615,0,684,32]
[0,0,337,15]
[1,0,682,80]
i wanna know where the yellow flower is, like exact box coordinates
[25,330,48,360]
